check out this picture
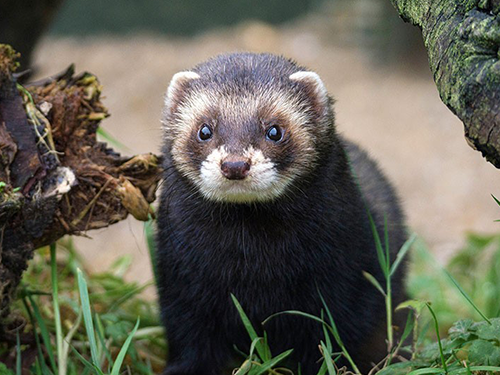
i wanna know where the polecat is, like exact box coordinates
[156,52,407,375]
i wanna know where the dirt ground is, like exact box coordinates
[32,20,500,289]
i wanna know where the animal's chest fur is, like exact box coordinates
[159,194,373,318]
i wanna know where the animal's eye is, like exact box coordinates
[198,124,213,141]
[266,125,283,142]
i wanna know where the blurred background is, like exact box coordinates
[2,0,500,288]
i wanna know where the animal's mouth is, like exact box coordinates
[196,172,289,203]
[207,179,271,202]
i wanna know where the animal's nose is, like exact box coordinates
[221,160,251,180]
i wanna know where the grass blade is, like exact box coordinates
[368,211,387,272]
[384,215,390,275]
[61,312,82,374]
[247,349,293,375]
[234,359,252,375]
[50,244,65,375]
[465,366,500,373]
[263,310,328,326]
[33,358,43,375]
[27,294,57,373]
[388,310,415,366]
[231,294,267,361]
[16,330,21,375]
[363,271,386,296]
[318,292,360,374]
[316,362,328,375]
[108,282,152,312]
[22,297,54,375]
[399,310,415,347]
[444,269,491,324]
[321,311,333,354]
[407,369,444,375]
[234,337,263,375]
[262,331,271,362]
[97,127,131,152]
[248,337,263,359]
[77,268,100,367]
[95,314,113,369]
[426,303,447,374]
[70,347,104,375]
[320,341,336,375]
[110,318,140,375]
[390,233,417,276]
[492,194,500,207]
[493,195,500,222]
[144,216,159,286]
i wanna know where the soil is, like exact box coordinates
[31,21,500,291]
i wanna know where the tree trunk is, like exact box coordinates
[390,0,500,168]
[0,45,162,327]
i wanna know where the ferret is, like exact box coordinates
[156,52,407,375]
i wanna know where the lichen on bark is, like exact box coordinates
[390,0,500,168]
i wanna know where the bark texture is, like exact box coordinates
[391,0,500,168]
[0,45,162,325]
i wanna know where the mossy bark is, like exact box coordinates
[0,45,162,327]
[391,0,500,168]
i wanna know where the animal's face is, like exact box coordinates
[162,58,334,203]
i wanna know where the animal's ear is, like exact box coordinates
[165,71,200,114]
[289,71,329,115]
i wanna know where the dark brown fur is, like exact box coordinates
[157,53,407,375]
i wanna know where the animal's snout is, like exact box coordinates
[221,159,251,180]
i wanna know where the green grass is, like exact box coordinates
[2,234,166,375]
[3,212,500,374]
